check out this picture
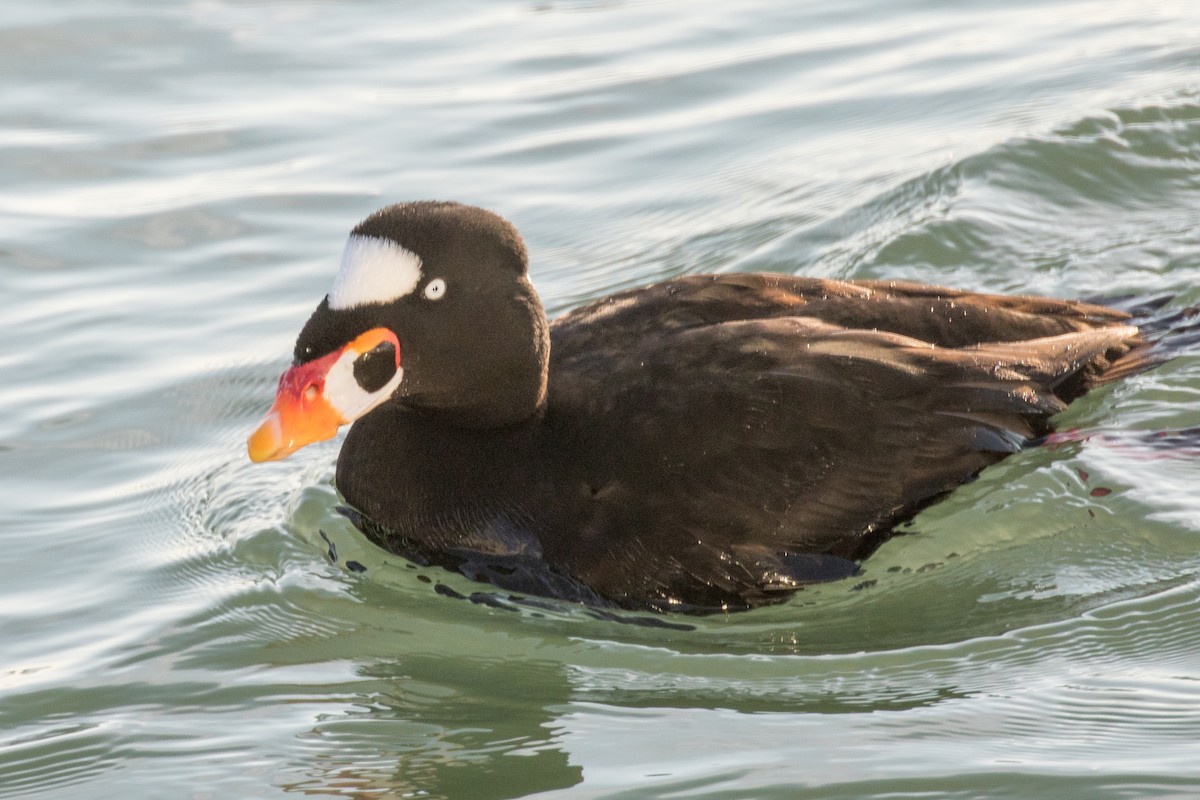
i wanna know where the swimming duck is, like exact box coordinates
[248,201,1151,612]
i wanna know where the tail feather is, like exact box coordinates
[965,325,1144,397]
[1084,299,1200,388]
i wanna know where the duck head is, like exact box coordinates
[248,201,549,462]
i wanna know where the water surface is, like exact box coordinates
[3,1,1200,798]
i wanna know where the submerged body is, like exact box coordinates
[250,202,1151,612]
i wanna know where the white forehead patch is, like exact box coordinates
[328,235,423,310]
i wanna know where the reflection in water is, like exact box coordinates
[284,659,582,799]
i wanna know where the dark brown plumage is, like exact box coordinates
[256,201,1155,613]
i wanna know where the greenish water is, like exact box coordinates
[3,1,1200,798]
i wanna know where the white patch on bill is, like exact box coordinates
[324,347,404,423]
[328,235,423,310]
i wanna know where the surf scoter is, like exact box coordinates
[248,201,1153,613]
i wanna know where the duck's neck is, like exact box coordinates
[335,403,545,548]
[336,281,553,548]
[402,284,551,429]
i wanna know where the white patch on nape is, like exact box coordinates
[328,235,423,310]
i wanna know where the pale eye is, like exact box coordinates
[423,278,446,301]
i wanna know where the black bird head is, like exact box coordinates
[248,201,549,462]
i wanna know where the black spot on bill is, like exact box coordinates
[353,341,398,393]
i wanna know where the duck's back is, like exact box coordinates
[551,273,1134,354]
[540,274,1146,611]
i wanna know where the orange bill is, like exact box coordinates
[247,348,346,462]
[247,328,402,463]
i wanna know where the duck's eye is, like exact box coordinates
[353,341,398,393]
[423,278,446,301]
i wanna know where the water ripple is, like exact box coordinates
[4,1,1200,798]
